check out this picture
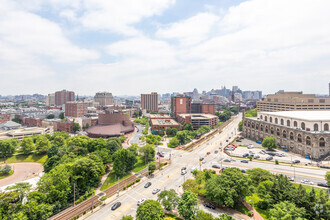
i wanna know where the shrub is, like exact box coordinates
[123,186,126,190]
[257,200,269,210]
[275,160,279,165]
[248,211,253,217]
[164,162,167,165]
[100,196,107,201]
[249,156,252,161]
[83,211,86,215]
[136,178,141,183]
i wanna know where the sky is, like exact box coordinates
[0,0,329,96]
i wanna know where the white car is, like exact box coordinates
[152,188,161,194]
[137,198,146,206]
[181,168,187,175]
[247,145,254,149]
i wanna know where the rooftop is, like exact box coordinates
[149,114,172,119]
[260,111,330,121]
[178,113,217,119]
[150,119,179,126]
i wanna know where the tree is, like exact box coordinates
[72,123,80,133]
[165,127,178,137]
[157,189,180,211]
[268,175,295,205]
[113,149,137,177]
[106,138,122,155]
[176,131,189,145]
[0,165,12,175]
[0,139,17,157]
[195,209,214,220]
[59,112,65,119]
[21,137,36,154]
[167,137,180,148]
[178,191,198,220]
[218,214,234,220]
[262,136,278,150]
[36,136,51,151]
[205,168,252,208]
[197,125,211,134]
[148,163,156,175]
[246,168,274,186]
[326,171,330,185]
[182,123,194,131]
[44,156,60,172]
[6,182,32,203]
[238,121,243,131]
[23,192,53,220]
[269,201,306,220]
[136,200,164,220]
[139,144,155,162]
[87,138,107,152]
[256,180,273,200]
[121,216,133,220]
[46,114,55,119]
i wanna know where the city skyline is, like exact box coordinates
[1,0,330,96]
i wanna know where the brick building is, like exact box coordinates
[141,92,158,112]
[191,103,215,115]
[0,114,11,124]
[65,102,88,117]
[23,118,43,127]
[177,113,218,130]
[150,119,180,135]
[171,95,191,118]
[55,90,75,106]
[56,121,74,133]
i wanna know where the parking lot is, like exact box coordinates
[226,138,313,164]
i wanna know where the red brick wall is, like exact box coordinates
[23,118,43,127]
[171,96,191,117]
[56,122,73,133]
[65,102,88,117]
[98,113,133,126]
[0,114,11,124]
[201,104,215,115]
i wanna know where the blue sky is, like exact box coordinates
[0,0,329,96]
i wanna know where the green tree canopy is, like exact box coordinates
[21,137,36,154]
[139,144,155,162]
[157,189,180,211]
[136,200,164,220]
[36,136,51,151]
[261,136,278,150]
[178,191,198,220]
[246,168,274,186]
[269,201,306,220]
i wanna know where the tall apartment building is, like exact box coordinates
[141,92,158,112]
[46,93,55,106]
[55,90,75,106]
[257,92,330,112]
[94,92,114,106]
[0,114,11,124]
[65,102,88,117]
[171,95,191,118]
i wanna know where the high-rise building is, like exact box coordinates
[55,90,75,106]
[65,101,88,117]
[46,93,55,106]
[141,92,158,112]
[257,92,330,112]
[94,92,114,106]
[171,95,191,118]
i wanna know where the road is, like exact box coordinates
[129,125,144,145]
[86,114,243,220]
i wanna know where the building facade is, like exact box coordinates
[65,102,88,117]
[150,119,180,135]
[257,92,330,112]
[191,103,215,115]
[177,114,218,130]
[171,95,191,118]
[141,92,158,112]
[0,114,11,124]
[46,93,55,106]
[94,92,114,106]
[55,90,75,106]
[242,111,330,160]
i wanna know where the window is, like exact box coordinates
[252,123,255,129]
[297,134,302,143]
[294,121,298,127]
[319,137,325,147]
[287,120,290,126]
[290,132,294,140]
[283,130,287,138]
[270,127,274,134]
[301,122,305,130]
[319,99,325,103]
[275,118,278,124]
[260,124,263,131]
[265,126,268,133]
[270,117,273,123]
[276,128,280,136]
[260,115,263,120]
[324,123,329,131]
[306,136,311,145]
[314,124,319,131]
[281,119,284,125]
[256,124,259,129]
[265,116,268,122]
[180,99,183,104]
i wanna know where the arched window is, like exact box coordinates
[306,136,311,145]
[252,123,255,129]
[281,119,284,125]
[270,127,274,134]
[283,130,287,138]
[248,122,251,128]
[265,116,268,122]
[276,128,280,136]
[270,117,273,123]
[290,132,294,140]
[260,124,263,131]
[297,134,302,143]
[244,121,247,126]
[260,115,263,120]
[275,118,278,124]
[324,123,329,131]
[287,120,290,126]
[319,137,325,147]
[256,124,259,129]
[294,121,298,127]
[314,124,319,131]
[301,122,305,130]
[265,126,268,133]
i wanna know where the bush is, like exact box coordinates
[164,162,167,165]
[123,186,126,190]
[0,165,12,175]
[249,156,252,161]
[83,211,86,215]
[100,196,107,201]
[275,160,279,165]
[257,200,269,210]
[248,211,253,217]
[136,178,141,183]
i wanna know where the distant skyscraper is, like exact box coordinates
[141,92,158,112]
[46,93,55,106]
[94,92,114,106]
[55,90,75,106]
[65,101,88,117]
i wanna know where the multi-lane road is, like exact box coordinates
[85,113,328,220]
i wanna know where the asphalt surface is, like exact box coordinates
[129,124,144,145]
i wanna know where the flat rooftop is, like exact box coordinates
[150,119,179,126]
[149,114,172,119]
[178,113,217,119]
[260,111,330,121]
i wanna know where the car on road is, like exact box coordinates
[317,182,329,188]
[247,145,254,149]
[157,152,164,157]
[242,153,249,158]
[292,160,300,164]
[207,152,211,155]
[288,176,294,181]
[241,160,249,163]
[202,160,206,164]
[236,139,242,142]
[137,198,146,206]
[212,164,221,169]
[204,202,216,209]
[111,202,121,210]
[199,157,204,161]
[152,188,161,194]
[144,182,152,188]
[253,155,260,159]
[181,167,187,175]
[268,152,276,156]
[223,159,231,162]
[266,156,273,161]
[214,150,218,154]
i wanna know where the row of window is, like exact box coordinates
[259,116,329,131]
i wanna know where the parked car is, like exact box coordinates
[137,198,146,206]
[266,156,273,161]
[214,150,218,154]
[249,150,254,154]
[288,176,294,182]
[144,182,152,188]
[181,167,187,175]
[111,202,121,210]
[241,160,249,163]
[242,153,249,158]
[259,151,265,155]
[268,152,276,156]
[152,188,161,194]
[212,164,221,169]
[223,159,231,162]
[317,182,329,188]
[241,169,246,173]
[253,155,260,159]
[247,145,254,149]
[236,139,242,142]
[207,152,211,155]
[292,160,300,164]
[204,202,216,209]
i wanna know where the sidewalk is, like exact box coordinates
[243,201,263,220]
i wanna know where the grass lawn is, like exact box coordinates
[0,153,48,164]
[246,193,270,219]
[132,156,147,173]
[164,214,183,220]
[0,170,14,180]
[293,183,327,194]
[101,171,132,191]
